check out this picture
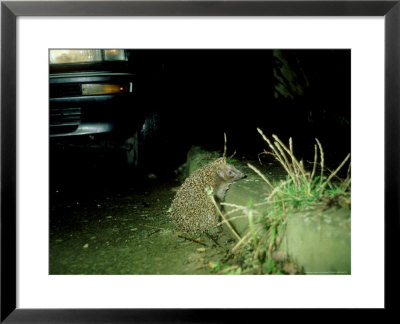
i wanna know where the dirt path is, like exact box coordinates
[49,177,237,275]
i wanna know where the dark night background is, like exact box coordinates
[51,49,350,190]
[131,50,350,173]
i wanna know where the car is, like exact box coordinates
[49,49,147,166]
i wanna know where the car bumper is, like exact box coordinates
[50,72,138,138]
[49,122,115,137]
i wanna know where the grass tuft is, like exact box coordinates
[210,128,351,274]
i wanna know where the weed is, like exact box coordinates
[210,128,350,275]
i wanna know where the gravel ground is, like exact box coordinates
[49,154,237,275]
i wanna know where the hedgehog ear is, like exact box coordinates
[217,169,224,179]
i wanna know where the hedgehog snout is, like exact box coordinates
[235,169,246,180]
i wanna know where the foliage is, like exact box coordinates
[211,128,351,275]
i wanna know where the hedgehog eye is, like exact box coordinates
[228,170,234,176]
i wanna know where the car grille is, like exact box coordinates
[50,107,81,135]
[50,83,82,98]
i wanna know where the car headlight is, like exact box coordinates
[49,49,127,64]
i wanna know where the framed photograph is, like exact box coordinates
[1,0,397,321]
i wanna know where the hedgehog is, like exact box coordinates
[170,157,246,234]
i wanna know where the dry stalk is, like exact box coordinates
[254,198,299,206]
[223,132,227,158]
[346,162,351,179]
[310,144,318,181]
[315,138,324,180]
[289,137,294,162]
[307,144,319,195]
[341,178,351,192]
[289,138,300,179]
[220,202,248,209]
[223,207,245,217]
[318,153,351,193]
[216,215,248,227]
[232,232,253,253]
[257,152,265,165]
[228,150,237,159]
[219,202,262,224]
[210,196,241,241]
[221,202,264,217]
[247,163,274,189]
[222,199,294,226]
[274,141,295,179]
[257,129,293,179]
[272,134,307,180]
[341,161,352,191]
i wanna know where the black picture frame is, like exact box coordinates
[1,0,398,322]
